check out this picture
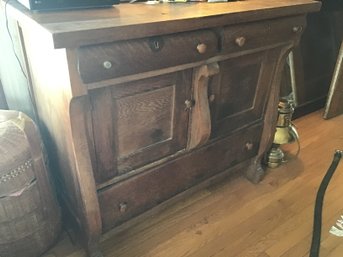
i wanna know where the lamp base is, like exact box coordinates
[267,146,285,168]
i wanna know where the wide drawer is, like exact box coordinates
[78,30,218,84]
[221,16,306,53]
[98,123,263,231]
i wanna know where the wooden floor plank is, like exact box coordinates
[43,110,343,257]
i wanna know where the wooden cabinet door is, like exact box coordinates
[209,50,277,139]
[90,71,192,184]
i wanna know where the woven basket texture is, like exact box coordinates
[0,110,61,257]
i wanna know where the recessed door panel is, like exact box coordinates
[90,71,191,184]
[116,86,174,158]
[210,50,277,138]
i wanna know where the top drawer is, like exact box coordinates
[221,16,306,53]
[77,30,218,84]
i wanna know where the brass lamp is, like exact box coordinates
[267,98,299,168]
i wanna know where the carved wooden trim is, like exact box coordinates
[69,96,102,256]
[187,63,219,150]
[245,45,294,183]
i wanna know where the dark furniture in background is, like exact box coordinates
[292,0,343,118]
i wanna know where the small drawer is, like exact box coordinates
[221,16,306,53]
[98,123,262,231]
[78,30,218,84]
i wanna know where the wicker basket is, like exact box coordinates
[0,110,61,257]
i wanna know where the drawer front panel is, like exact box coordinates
[221,16,306,53]
[78,30,218,83]
[98,123,262,231]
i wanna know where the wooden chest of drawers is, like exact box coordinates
[5,1,320,256]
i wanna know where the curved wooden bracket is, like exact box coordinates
[187,63,219,150]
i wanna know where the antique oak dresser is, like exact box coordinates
[5,0,320,256]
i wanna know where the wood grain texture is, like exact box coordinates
[210,51,269,139]
[245,44,294,183]
[116,86,174,157]
[90,71,191,184]
[5,0,321,48]
[187,63,219,150]
[90,87,118,182]
[4,1,320,256]
[98,123,262,231]
[19,23,102,256]
[42,110,343,257]
[78,30,218,83]
[221,15,306,54]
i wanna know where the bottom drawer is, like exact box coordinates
[98,123,263,231]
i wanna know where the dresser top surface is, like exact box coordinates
[5,0,320,48]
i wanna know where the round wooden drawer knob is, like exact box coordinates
[245,142,253,151]
[184,99,195,111]
[197,43,207,54]
[119,202,128,213]
[235,36,246,47]
[103,61,112,69]
[292,26,303,33]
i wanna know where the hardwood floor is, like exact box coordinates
[43,110,343,257]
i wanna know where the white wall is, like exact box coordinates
[0,1,36,119]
